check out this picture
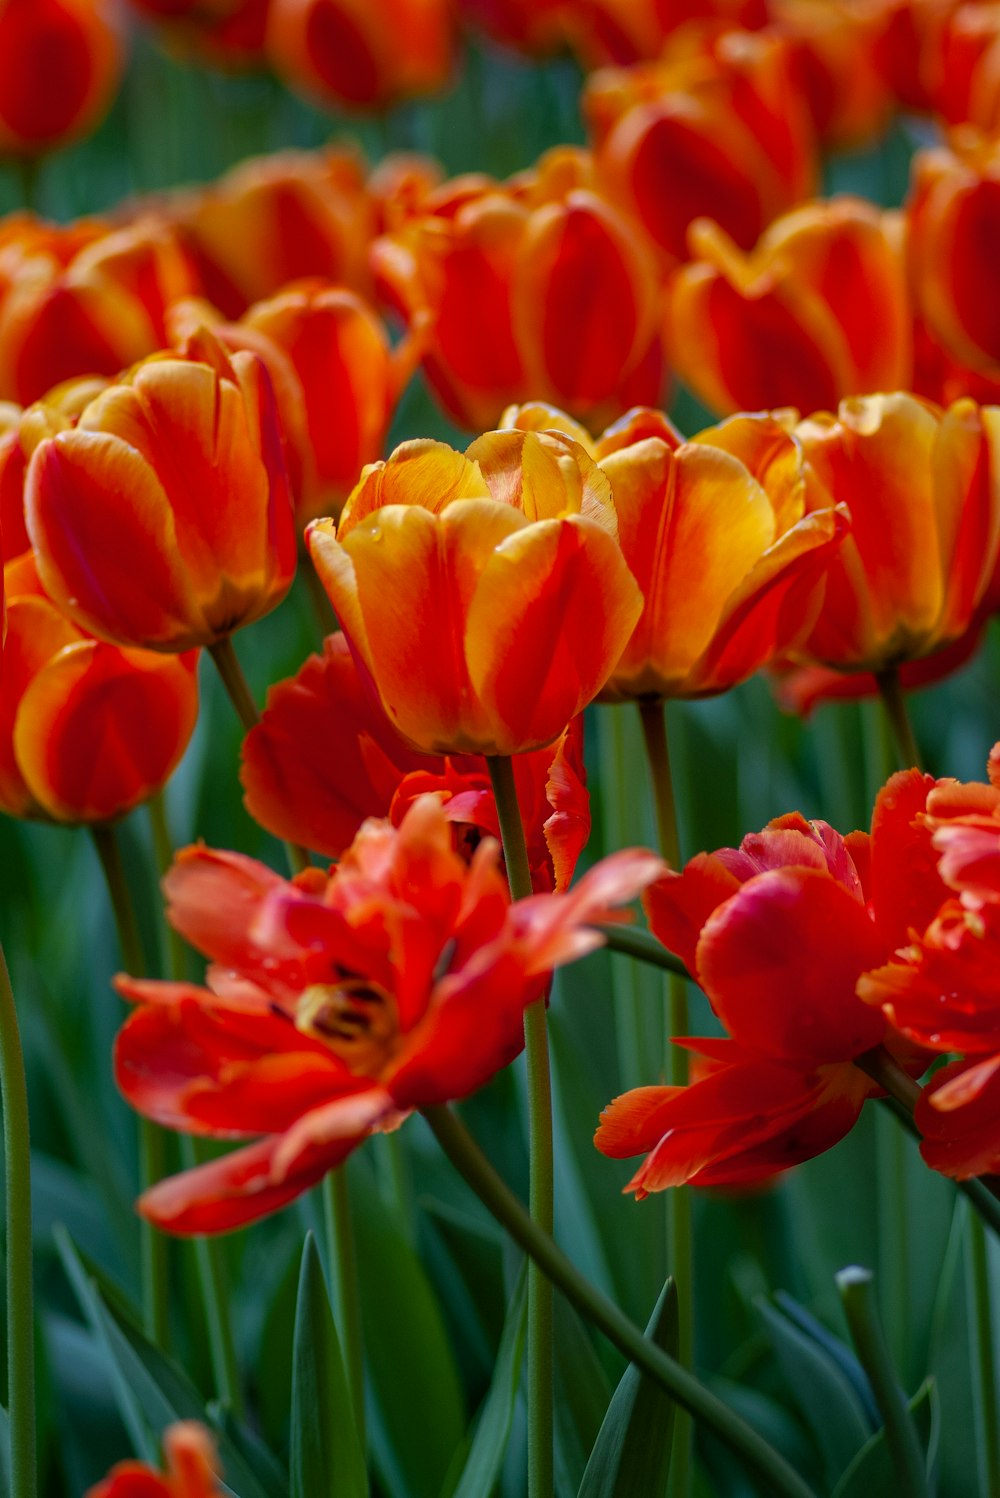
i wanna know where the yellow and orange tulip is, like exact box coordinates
[307,427,643,754]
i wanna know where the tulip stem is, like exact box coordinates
[92,823,170,1350]
[0,942,36,1498]
[967,1210,1000,1496]
[597,922,691,979]
[874,668,923,771]
[637,697,693,1498]
[835,1267,930,1498]
[857,1046,1000,1238]
[147,794,243,1417]
[322,1168,366,1448]
[423,1104,818,1498]
[487,753,553,1498]
[207,637,310,875]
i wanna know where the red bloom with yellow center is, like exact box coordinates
[788,392,1000,674]
[0,553,199,824]
[114,796,662,1233]
[666,198,912,416]
[241,631,591,890]
[370,146,665,431]
[25,335,296,652]
[87,1420,222,1498]
[597,771,947,1193]
[307,425,643,755]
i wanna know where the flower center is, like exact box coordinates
[295,979,400,1075]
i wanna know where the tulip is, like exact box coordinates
[126,0,270,67]
[371,147,666,430]
[788,393,1000,673]
[771,0,892,148]
[598,769,945,1192]
[666,199,912,416]
[169,278,415,522]
[172,146,378,317]
[926,1,1000,132]
[0,0,123,157]
[456,0,567,56]
[26,337,297,652]
[241,631,591,889]
[0,554,199,823]
[0,214,199,405]
[584,27,817,268]
[267,0,455,111]
[88,1420,222,1498]
[908,135,1000,375]
[307,425,644,754]
[114,795,663,1233]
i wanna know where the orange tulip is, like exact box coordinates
[789,392,1000,673]
[559,0,768,69]
[666,198,912,415]
[925,1,1000,131]
[371,147,666,430]
[126,0,270,67]
[171,146,378,317]
[908,134,1000,375]
[168,279,415,522]
[307,426,643,754]
[0,0,123,157]
[456,0,567,55]
[770,0,893,148]
[0,214,199,404]
[0,375,109,559]
[0,553,199,823]
[584,26,817,267]
[88,1421,222,1498]
[267,0,454,110]
[26,337,296,652]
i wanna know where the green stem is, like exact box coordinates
[424,1105,818,1498]
[322,1169,366,1446]
[0,943,36,1498]
[148,796,243,1416]
[91,824,170,1349]
[874,668,922,772]
[967,1211,1000,1496]
[858,1047,1000,1238]
[637,698,692,1498]
[836,1267,929,1498]
[487,754,553,1498]
[876,1108,910,1377]
[597,923,691,980]
[207,637,310,876]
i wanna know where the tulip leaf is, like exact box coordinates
[554,1296,613,1494]
[351,1163,465,1498]
[290,1232,368,1498]
[831,1378,939,1498]
[577,1277,678,1498]
[56,1229,278,1498]
[773,1291,880,1428]
[757,1295,873,1482]
[443,1263,527,1498]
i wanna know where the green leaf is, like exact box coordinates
[553,1297,613,1496]
[444,1264,527,1498]
[757,1295,873,1482]
[831,1378,939,1498]
[578,1277,678,1498]
[56,1229,277,1498]
[352,1162,465,1498]
[290,1233,368,1498]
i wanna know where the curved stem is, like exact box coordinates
[858,1046,1000,1237]
[148,796,243,1415]
[874,668,922,771]
[637,698,692,1497]
[597,923,691,980]
[322,1168,365,1447]
[487,754,553,1498]
[836,1267,929,1498]
[424,1104,817,1498]
[0,943,35,1498]
[91,824,170,1349]
[207,637,310,876]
